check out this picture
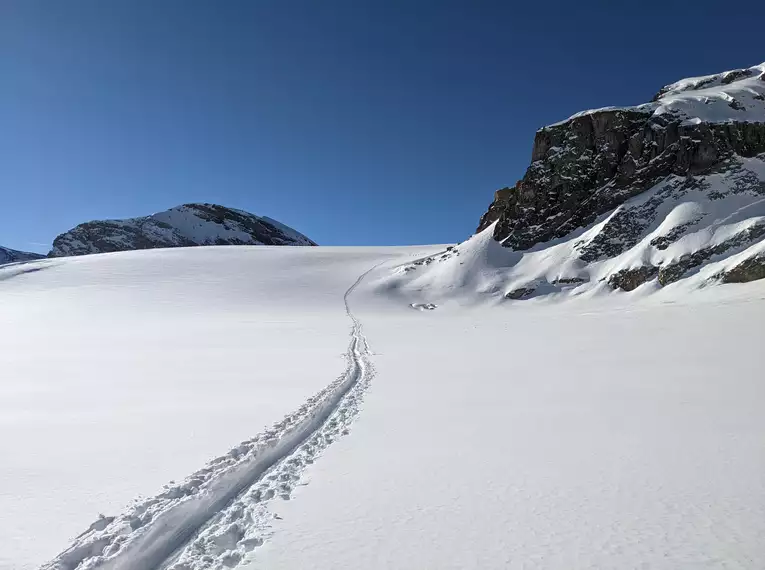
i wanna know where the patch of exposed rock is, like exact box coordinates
[607,266,659,291]
[717,253,765,283]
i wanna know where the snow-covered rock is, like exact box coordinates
[414,62,765,299]
[478,62,765,252]
[0,245,44,265]
[49,203,316,257]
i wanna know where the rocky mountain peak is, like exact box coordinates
[384,63,765,301]
[478,63,765,252]
[0,245,45,265]
[49,203,316,258]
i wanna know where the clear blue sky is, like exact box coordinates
[2,0,764,252]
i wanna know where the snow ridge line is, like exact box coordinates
[41,264,381,570]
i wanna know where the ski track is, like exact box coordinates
[41,264,380,570]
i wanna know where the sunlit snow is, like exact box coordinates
[2,242,763,570]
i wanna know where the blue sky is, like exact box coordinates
[2,0,764,252]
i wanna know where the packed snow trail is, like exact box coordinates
[41,264,380,570]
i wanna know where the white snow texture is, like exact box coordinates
[2,240,764,570]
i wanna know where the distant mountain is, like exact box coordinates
[0,245,45,265]
[49,203,317,257]
[384,63,765,300]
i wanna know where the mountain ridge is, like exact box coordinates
[49,203,316,257]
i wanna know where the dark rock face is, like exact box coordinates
[50,203,316,257]
[551,277,587,285]
[608,266,659,291]
[505,287,536,299]
[477,112,765,250]
[477,63,765,254]
[718,254,765,283]
[0,246,45,265]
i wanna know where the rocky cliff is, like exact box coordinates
[50,203,316,257]
[478,64,765,250]
[473,63,765,290]
[382,63,765,301]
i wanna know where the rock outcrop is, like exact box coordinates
[50,203,316,257]
[0,245,45,265]
[718,254,765,283]
[471,62,765,290]
[384,63,765,303]
[478,64,765,252]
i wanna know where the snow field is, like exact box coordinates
[0,246,436,570]
[2,242,764,569]
[250,290,765,569]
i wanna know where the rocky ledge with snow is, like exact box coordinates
[49,203,316,257]
[0,245,45,265]
[381,63,765,300]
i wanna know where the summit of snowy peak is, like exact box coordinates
[652,63,765,101]
[650,62,765,124]
[550,62,765,128]
[49,203,316,257]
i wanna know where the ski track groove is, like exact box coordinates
[41,263,381,570]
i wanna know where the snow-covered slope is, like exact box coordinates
[0,245,436,570]
[0,245,44,265]
[253,290,765,570]
[3,245,764,570]
[49,203,316,257]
